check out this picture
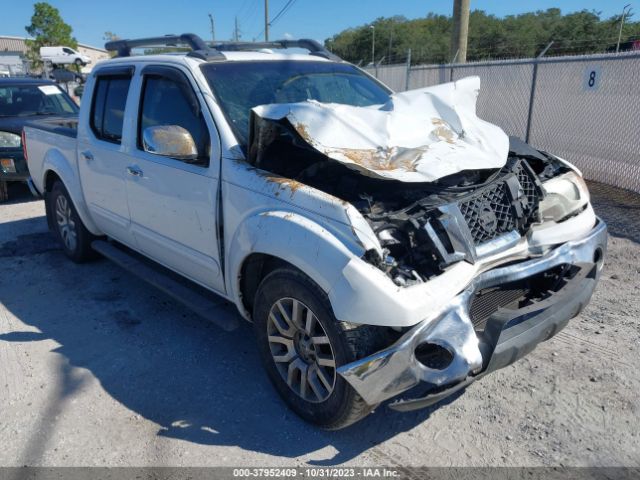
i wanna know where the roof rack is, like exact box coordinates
[211,39,341,61]
[104,33,341,62]
[105,33,223,60]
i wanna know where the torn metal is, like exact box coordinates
[251,76,509,182]
[337,219,608,408]
[246,75,578,289]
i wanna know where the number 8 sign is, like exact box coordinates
[583,66,601,91]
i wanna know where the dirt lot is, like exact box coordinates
[0,182,639,467]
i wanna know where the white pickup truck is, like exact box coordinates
[23,34,607,429]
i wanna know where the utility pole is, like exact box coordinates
[208,13,215,43]
[264,0,269,41]
[616,4,632,53]
[234,16,240,41]
[450,0,470,63]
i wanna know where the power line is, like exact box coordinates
[238,0,260,34]
[256,0,299,39]
[270,0,298,26]
[236,0,251,19]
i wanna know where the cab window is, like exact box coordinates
[90,75,132,144]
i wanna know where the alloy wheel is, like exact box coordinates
[267,297,337,403]
[55,194,77,252]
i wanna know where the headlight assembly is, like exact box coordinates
[0,131,21,149]
[539,171,590,222]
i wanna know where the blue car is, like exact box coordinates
[0,77,78,201]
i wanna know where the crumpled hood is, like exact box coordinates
[251,76,509,183]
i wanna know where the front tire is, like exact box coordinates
[48,180,96,263]
[253,267,380,429]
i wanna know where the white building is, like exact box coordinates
[0,36,29,75]
[0,35,109,75]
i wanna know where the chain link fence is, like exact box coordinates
[364,52,640,193]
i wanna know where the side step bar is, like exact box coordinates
[91,240,239,331]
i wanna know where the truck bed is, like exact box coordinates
[23,115,79,195]
[23,115,78,138]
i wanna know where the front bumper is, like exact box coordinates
[337,218,607,410]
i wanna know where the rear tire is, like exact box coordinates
[253,267,383,430]
[48,180,96,263]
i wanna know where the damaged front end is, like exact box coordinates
[337,219,606,410]
[246,76,607,409]
[247,77,578,288]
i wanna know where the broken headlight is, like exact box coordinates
[539,171,590,222]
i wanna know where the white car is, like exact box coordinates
[23,33,607,429]
[39,46,91,67]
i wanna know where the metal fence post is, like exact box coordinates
[525,41,553,143]
[405,49,412,91]
[450,49,459,82]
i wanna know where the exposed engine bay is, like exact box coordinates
[247,79,572,287]
[248,114,570,286]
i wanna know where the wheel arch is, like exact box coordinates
[228,211,356,321]
[42,153,101,236]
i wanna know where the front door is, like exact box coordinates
[124,65,224,293]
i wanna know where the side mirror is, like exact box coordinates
[142,125,198,161]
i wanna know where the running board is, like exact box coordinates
[91,240,239,331]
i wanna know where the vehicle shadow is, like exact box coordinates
[0,216,457,465]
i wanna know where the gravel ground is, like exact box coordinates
[0,181,638,467]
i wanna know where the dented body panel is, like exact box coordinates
[23,48,607,414]
[251,76,509,183]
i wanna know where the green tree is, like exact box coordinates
[25,2,77,69]
[325,8,640,65]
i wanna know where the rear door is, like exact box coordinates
[124,64,224,292]
[77,66,137,246]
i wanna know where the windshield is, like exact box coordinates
[0,84,79,117]
[201,61,391,146]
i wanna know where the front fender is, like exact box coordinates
[226,210,357,319]
[42,150,102,236]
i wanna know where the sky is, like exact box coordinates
[0,0,632,48]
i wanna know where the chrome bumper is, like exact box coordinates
[337,219,608,409]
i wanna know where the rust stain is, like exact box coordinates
[330,146,426,173]
[431,118,456,144]
[262,174,305,198]
[294,123,313,144]
[294,121,430,174]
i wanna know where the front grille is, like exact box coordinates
[458,161,541,245]
[459,182,516,244]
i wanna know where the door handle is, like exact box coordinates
[126,166,143,177]
[80,150,93,161]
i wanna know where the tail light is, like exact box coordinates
[21,129,28,163]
